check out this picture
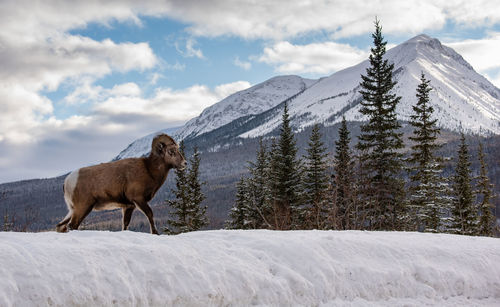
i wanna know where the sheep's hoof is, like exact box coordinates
[152,229,159,235]
[56,225,68,233]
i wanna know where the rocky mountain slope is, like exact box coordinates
[117,34,499,159]
[240,34,500,138]
[115,75,316,159]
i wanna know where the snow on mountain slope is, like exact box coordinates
[1,230,499,306]
[114,34,499,160]
[241,34,500,138]
[174,75,316,141]
[114,126,181,160]
[115,76,316,159]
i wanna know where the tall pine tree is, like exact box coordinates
[186,146,208,231]
[476,142,495,236]
[268,103,304,230]
[303,123,329,229]
[356,19,405,230]
[166,144,208,234]
[333,117,355,230]
[165,141,190,234]
[450,133,477,235]
[407,73,451,232]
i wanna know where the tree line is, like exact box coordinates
[226,20,497,236]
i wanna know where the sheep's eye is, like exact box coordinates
[168,150,176,156]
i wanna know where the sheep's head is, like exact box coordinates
[152,134,186,170]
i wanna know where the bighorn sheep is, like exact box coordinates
[56,134,186,234]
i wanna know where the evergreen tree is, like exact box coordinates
[226,176,251,229]
[407,73,451,232]
[247,138,272,228]
[165,144,208,234]
[356,19,405,230]
[186,146,209,231]
[303,123,329,229]
[268,103,304,230]
[476,142,496,236]
[332,117,355,230]
[450,133,477,235]
[165,141,191,234]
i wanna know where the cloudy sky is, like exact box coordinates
[1,0,499,183]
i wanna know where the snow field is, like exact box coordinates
[0,230,499,306]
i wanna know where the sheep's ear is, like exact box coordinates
[156,142,165,155]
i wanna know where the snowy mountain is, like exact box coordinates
[116,34,499,159]
[115,76,316,159]
[175,75,317,140]
[2,230,500,306]
[241,34,500,138]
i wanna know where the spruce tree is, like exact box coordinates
[356,19,405,230]
[268,103,304,230]
[303,123,329,229]
[450,133,477,235]
[186,146,208,231]
[165,141,191,234]
[476,142,495,236]
[407,73,451,232]
[226,176,251,229]
[247,138,272,228]
[333,117,355,230]
[165,144,208,234]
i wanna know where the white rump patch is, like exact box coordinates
[63,169,79,212]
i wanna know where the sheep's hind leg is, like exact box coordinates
[122,206,135,231]
[69,203,95,230]
[135,201,159,235]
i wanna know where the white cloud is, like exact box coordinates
[109,82,142,97]
[94,81,251,122]
[233,57,252,70]
[437,0,500,27]
[0,6,158,144]
[175,38,205,59]
[258,41,368,74]
[164,0,500,40]
[2,1,499,43]
[149,73,163,85]
[214,81,251,98]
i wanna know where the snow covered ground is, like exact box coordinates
[1,230,499,306]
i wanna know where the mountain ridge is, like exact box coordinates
[240,33,500,138]
[117,34,500,160]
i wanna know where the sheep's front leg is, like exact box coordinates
[122,206,135,231]
[135,201,159,235]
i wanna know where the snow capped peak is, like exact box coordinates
[406,33,433,43]
[116,34,499,159]
[241,35,500,138]
[391,34,473,71]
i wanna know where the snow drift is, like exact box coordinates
[1,230,499,306]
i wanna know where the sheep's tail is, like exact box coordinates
[57,170,79,232]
